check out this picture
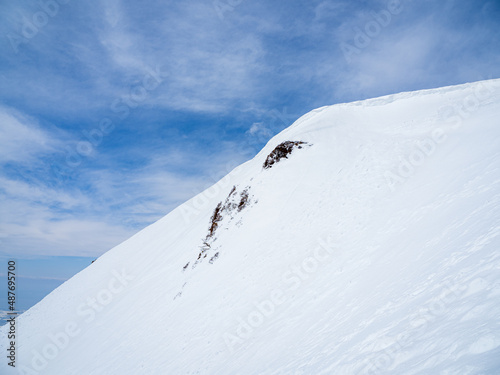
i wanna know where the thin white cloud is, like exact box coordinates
[0,176,91,210]
[0,106,62,164]
[0,214,133,258]
[0,103,251,257]
[64,0,267,114]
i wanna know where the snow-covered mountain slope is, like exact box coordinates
[2,79,500,374]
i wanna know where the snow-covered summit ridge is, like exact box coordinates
[250,79,499,165]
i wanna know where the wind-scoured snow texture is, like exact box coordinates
[1,79,500,375]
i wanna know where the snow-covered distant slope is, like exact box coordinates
[2,79,500,374]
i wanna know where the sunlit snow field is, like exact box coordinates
[1,79,499,374]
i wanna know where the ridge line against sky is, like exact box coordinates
[0,0,499,264]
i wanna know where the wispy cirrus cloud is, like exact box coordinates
[0,106,65,163]
[0,0,268,117]
[0,103,250,257]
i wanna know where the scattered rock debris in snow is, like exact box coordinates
[183,185,255,274]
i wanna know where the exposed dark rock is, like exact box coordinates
[206,186,252,240]
[208,202,223,238]
[238,189,249,212]
[209,252,219,264]
[263,141,307,169]
[183,185,256,272]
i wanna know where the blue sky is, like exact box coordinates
[0,0,499,313]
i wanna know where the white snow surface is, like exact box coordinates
[2,79,500,374]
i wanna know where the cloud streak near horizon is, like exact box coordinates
[0,0,499,259]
